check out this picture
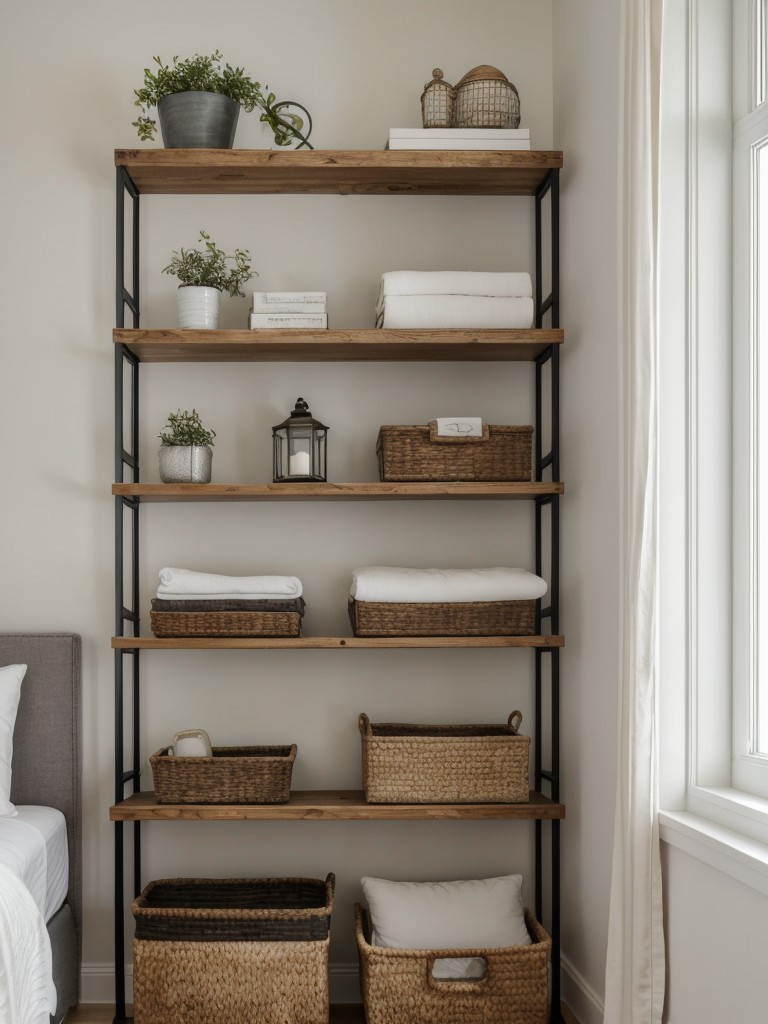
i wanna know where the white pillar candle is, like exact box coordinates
[289,450,311,476]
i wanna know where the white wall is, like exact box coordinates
[553,2,622,1022]
[0,0,559,1001]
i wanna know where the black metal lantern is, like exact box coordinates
[272,397,328,482]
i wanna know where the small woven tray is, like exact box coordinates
[150,610,302,638]
[360,711,530,803]
[133,874,335,942]
[355,904,550,1024]
[150,745,297,804]
[377,423,533,482]
[348,598,536,637]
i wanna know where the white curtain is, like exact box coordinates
[604,0,665,1021]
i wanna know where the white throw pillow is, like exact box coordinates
[0,664,27,817]
[361,874,531,951]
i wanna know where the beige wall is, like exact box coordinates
[1,0,563,1000]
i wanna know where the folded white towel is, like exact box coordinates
[435,417,483,437]
[350,567,547,604]
[157,567,303,599]
[376,294,534,329]
[377,271,533,305]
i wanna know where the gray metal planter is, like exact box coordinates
[158,92,240,148]
[159,445,213,483]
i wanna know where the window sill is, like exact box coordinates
[659,800,768,897]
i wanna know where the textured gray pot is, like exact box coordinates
[158,92,239,148]
[159,445,213,483]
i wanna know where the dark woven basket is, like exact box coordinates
[150,745,297,804]
[355,904,551,1024]
[359,711,530,803]
[133,875,334,941]
[349,598,536,637]
[377,423,533,482]
[133,875,335,1024]
[150,609,302,638]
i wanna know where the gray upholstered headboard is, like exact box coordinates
[1,633,82,956]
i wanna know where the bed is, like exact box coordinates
[0,633,82,1023]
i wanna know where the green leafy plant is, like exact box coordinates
[163,230,254,297]
[159,409,216,447]
[133,50,312,148]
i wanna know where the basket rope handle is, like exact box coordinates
[424,955,490,992]
[358,713,372,736]
[508,710,523,732]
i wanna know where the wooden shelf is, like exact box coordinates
[110,789,566,821]
[115,148,563,196]
[114,327,563,363]
[111,635,564,650]
[112,481,564,502]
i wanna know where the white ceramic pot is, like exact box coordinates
[177,286,221,329]
[158,445,213,483]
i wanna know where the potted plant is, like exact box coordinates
[133,50,312,149]
[163,230,254,329]
[158,409,216,483]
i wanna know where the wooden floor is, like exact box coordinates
[66,1002,580,1023]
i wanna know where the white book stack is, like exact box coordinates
[249,291,328,329]
[386,128,531,151]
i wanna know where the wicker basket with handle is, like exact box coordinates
[359,711,530,803]
[377,423,533,482]
[355,903,551,1024]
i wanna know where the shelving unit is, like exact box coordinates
[112,148,563,1024]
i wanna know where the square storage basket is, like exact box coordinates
[149,744,297,804]
[359,711,530,803]
[348,598,536,637]
[355,903,551,1024]
[376,423,533,482]
[133,874,335,1024]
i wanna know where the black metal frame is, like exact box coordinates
[112,164,562,1024]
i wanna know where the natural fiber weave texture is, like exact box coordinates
[377,424,533,482]
[133,875,334,1024]
[133,937,330,1024]
[355,904,550,1024]
[349,598,536,637]
[150,609,302,637]
[454,65,521,129]
[359,712,530,804]
[150,745,297,804]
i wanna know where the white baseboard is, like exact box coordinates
[561,954,605,1024]
[81,962,361,1005]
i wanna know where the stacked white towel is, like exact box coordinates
[157,567,303,601]
[375,271,534,329]
[350,567,547,604]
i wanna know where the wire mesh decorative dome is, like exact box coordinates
[454,64,521,129]
[420,68,455,128]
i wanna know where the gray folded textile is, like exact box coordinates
[151,597,306,614]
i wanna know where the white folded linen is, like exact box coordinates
[350,567,547,604]
[376,294,534,329]
[157,567,303,600]
[435,417,483,437]
[377,271,533,304]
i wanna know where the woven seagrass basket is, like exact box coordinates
[150,609,302,638]
[377,423,533,482]
[454,64,521,129]
[355,903,551,1024]
[348,597,536,637]
[150,744,297,804]
[133,875,334,1024]
[359,711,530,803]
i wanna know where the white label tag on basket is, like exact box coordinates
[435,417,483,437]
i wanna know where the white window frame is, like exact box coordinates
[658,0,768,887]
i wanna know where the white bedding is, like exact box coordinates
[0,805,68,923]
[0,860,56,1024]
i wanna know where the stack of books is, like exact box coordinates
[386,127,531,151]
[249,291,328,329]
